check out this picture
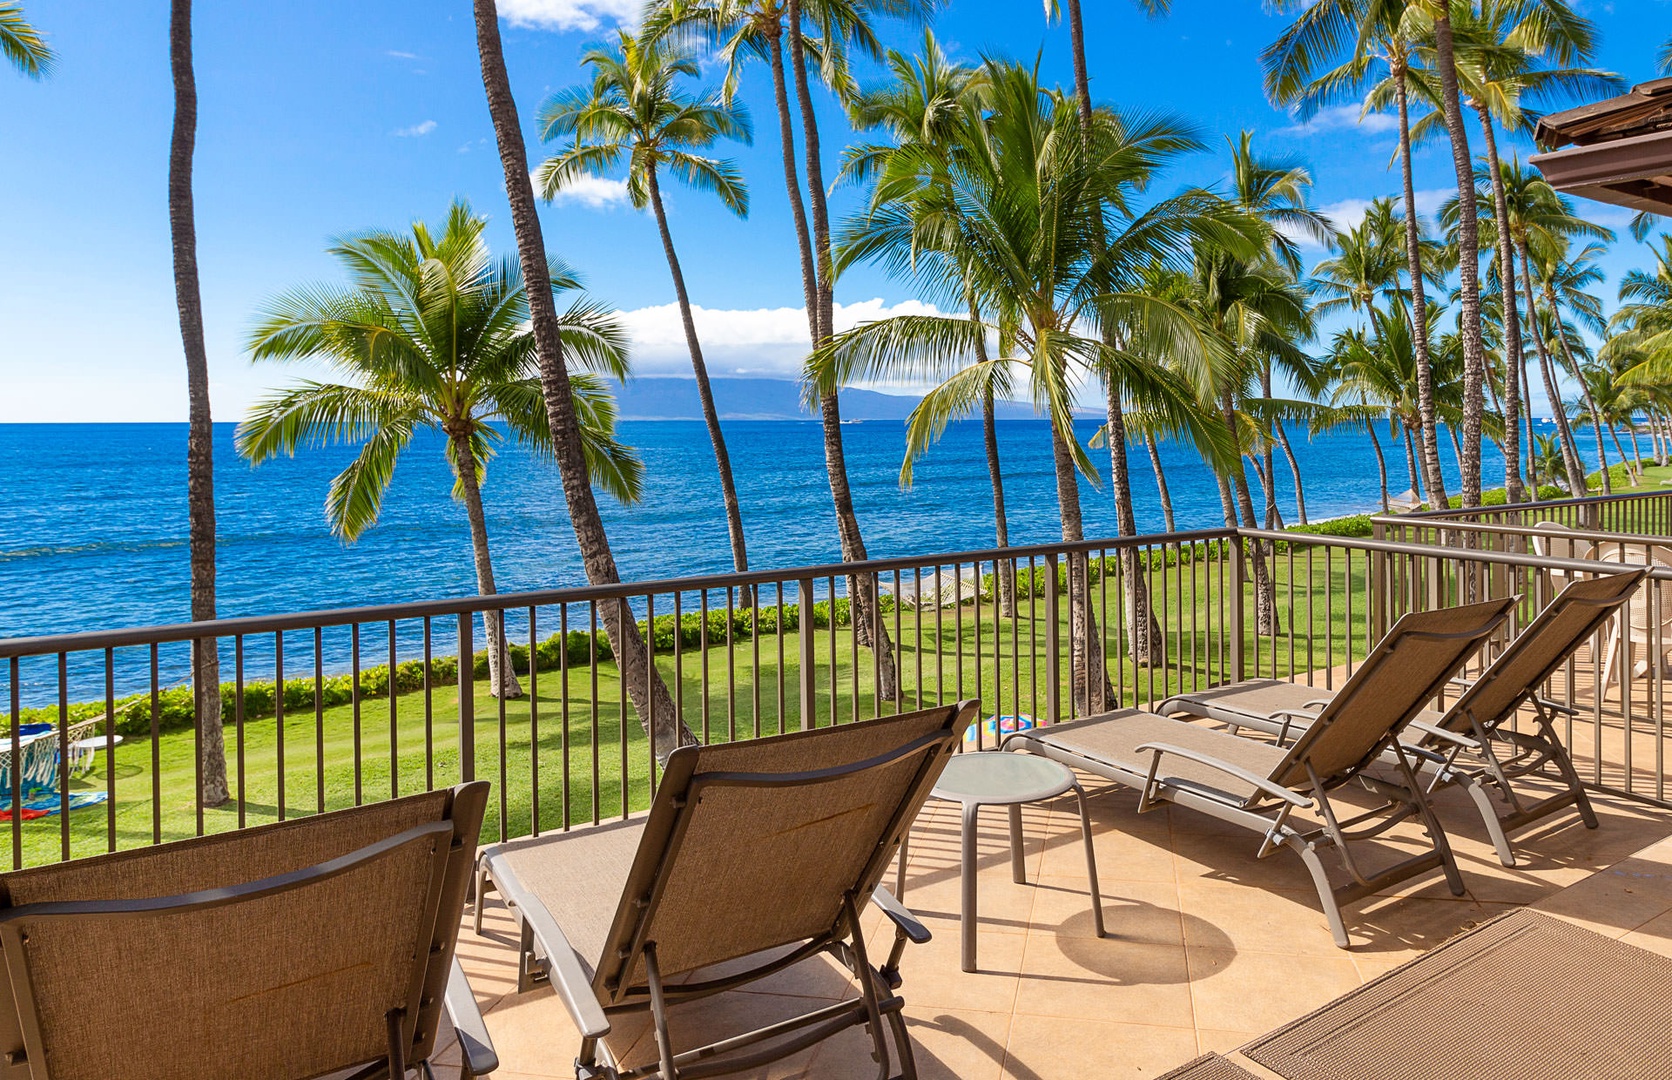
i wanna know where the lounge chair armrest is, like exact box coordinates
[445,957,501,1078]
[485,854,611,1040]
[870,886,931,945]
[1133,742,1314,808]
[1533,696,1579,717]
[1405,719,1481,750]
[1396,742,1448,766]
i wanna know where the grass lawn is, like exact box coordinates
[10,545,1382,868]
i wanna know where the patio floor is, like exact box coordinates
[446,740,1672,1079]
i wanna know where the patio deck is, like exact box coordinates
[446,703,1672,1079]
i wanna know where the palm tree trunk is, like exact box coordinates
[1448,424,1464,474]
[1145,433,1175,533]
[784,0,897,701]
[451,430,522,699]
[1403,423,1422,499]
[1394,62,1448,507]
[1431,11,1486,507]
[1547,298,1610,494]
[1259,361,1284,529]
[169,0,227,808]
[1274,423,1307,524]
[1222,396,1277,635]
[974,313,1016,618]
[1049,415,1117,711]
[1215,473,1237,528]
[1367,423,1390,513]
[1105,379,1162,666]
[471,0,693,759]
[1476,101,1526,503]
[1518,242,1587,495]
[1628,423,1646,480]
[645,166,753,605]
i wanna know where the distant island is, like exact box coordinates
[611,376,1093,422]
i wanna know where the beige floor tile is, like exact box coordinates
[1184,948,1362,1034]
[1001,1015,1201,1079]
[1014,934,1194,1025]
[1532,852,1672,935]
[893,926,1025,1013]
[811,1008,1013,1080]
[1195,1029,1261,1056]
[1031,875,1185,947]
[1176,882,1340,957]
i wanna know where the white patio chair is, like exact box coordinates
[1596,543,1672,694]
[1530,520,1593,595]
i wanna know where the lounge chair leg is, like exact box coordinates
[1540,714,1599,829]
[886,1008,918,1080]
[473,857,489,935]
[1007,804,1026,884]
[1290,838,1350,949]
[1393,747,1466,898]
[1071,781,1105,938]
[643,944,679,1080]
[843,893,895,1080]
[385,1009,407,1080]
[1457,773,1517,868]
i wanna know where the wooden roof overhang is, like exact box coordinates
[1533,77,1672,216]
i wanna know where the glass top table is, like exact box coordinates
[897,749,1106,972]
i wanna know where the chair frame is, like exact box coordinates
[480,702,976,1080]
[1007,602,1514,948]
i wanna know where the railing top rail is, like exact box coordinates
[1393,487,1670,521]
[1367,515,1672,545]
[1243,527,1672,579]
[0,527,1237,659]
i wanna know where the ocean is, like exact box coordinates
[0,418,1570,701]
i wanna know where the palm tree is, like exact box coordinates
[168,0,227,808]
[818,60,1239,700]
[1529,432,1568,491]
[1311,200,1405,323]
[1,1,51,76]
[660,0,914,701]
[239,202,641,699]
[1266,0,1450,508]
[1569,360,1639,487]
[841,33,1020,613]
[470,0,694,758]
[536,30,757,604]
[1535,242,1614,491]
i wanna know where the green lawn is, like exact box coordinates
[9,545,1382,868]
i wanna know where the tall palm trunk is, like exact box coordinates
[783,0,897,699]
[169,0,228,808]
[644,165,753,605]
[451,430,522,698]
[1274,425,1307,524]
[1546,289,1610,494]
[1145,433,1175,533]
[974,311,1017,618]
[1518,244,1586,495]
[1065,0,1148,679]
[1049,415,1117,710]
[1259,361,1284,529]
[1394,62,1448,507]
[1431,12,1486,506]
[1476,101,1526,503]
[1367,422,1390,513]
[1403,423,1422,498]
[1222,394,1277,635]
[472,0,693,759]
[1105,379,1162,666]
[1627,423,1646,479]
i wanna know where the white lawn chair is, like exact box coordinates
[1596,543,1672,693]
[1531,521,1592,595]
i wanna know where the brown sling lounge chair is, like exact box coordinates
[1005,599,1514,948]
[0,781,495,1080]
[474,700,978,1080]
[1158,572,1647,868]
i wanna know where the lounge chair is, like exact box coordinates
[0,781,496,1079]
[1004,599,1514,948]
[474,700,977,1080]
[1158,573,1647,867]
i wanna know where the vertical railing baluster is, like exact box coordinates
[457,613,476,788]
[799,578,817,730]
[351,622,363,806]
[8,657,19,867]
[387,621,399,802]
[275,633,286,821]
[104,648,116,850]
[422,618,433,793]
[1044,553,1060,726]
[58,653,69,859]
[561,604,572,830]
[235,635,246,829]
[313,628,324,815]
[530,606,539,837]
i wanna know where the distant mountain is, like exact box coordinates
[613,376,1084,421]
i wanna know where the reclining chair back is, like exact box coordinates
[1271,599,1516,789]
[0,782,487,1080]
[1434,570,1646,737]
[590,702,977,1004]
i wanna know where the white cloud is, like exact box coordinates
[385,50,421,60]
[1290,189,1453,250]
[1274,103,1399,139]
[393,120,437,137]
[616,299,948,380]
[497,0,641,31]
[546,174,632,209]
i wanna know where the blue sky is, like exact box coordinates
[2,0,1665,422]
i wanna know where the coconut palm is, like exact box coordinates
[1265,0,1450,508]
[1534,242,1614,491]
[817,59,1241,699]
[168,0,227,807]
[470,0,694,757]
[240,202,641,699]
[1568,361,1639,487]
[1,2,50,76]
[536,30,757,604]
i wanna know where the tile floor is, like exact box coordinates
[444,760,1672,1079]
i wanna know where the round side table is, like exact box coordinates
[897,750,1105,972]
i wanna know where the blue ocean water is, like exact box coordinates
[0,418,1569,639]
[1,417,1572,701]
